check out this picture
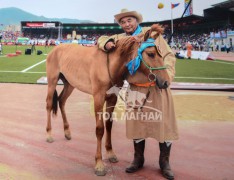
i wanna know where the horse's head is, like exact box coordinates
[118,24,170,89]
[140,24,170,89]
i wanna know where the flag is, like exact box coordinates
[171,3,180,9]
[184,0,193,16]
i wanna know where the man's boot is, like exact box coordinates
[159,142,174,180]
[125,139,145,173]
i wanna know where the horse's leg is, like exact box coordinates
[58,81,74,140]
[46,78,58,143]
[93,92,106,176]
[105,95,118,163]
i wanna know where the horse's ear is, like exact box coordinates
[144,30,150,41]
[144,24,164,41]
[150,24,164,39]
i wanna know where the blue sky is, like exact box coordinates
[0,0,225,23]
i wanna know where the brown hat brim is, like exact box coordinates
[114,11,143,24]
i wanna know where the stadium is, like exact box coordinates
[0,0,234,179]
[1,1,234,49]
[0,0,233,85]
[17,1,234,52]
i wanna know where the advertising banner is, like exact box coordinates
[26,23,55,28]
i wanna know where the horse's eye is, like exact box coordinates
[147,53,155,58]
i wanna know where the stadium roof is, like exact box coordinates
[145,14,204,27]
[203,1,234,23]
[212,0,234,11]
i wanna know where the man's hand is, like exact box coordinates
[105,41,116,51]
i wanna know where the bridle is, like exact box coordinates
[141,56,167,82]
[106,45,167,86]
[106,40,167,108]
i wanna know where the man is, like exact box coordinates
[98,9,178,180]
[226,43,230,53]
[186,41,192,59]
[31,41,36,54]
[0,43,2,55]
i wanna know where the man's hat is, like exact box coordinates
[114,9,143,24]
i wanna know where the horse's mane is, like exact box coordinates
[151,24,164,34]
[144,24,164,40]
[116,35,143,58]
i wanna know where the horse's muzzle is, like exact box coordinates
[156,79,169,89]
[161,81,169,89]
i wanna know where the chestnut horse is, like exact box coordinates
[46,24,170,176]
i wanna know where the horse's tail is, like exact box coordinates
[51,73,66,115]
[52,89,58,115]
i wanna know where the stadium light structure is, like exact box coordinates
[58,22,62,41]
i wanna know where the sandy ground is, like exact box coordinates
[173,90,234,121]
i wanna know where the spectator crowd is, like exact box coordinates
[0,25,233,52]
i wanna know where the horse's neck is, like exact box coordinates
[108,52,129,84]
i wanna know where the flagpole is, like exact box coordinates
[168,0,192,44]
[171,3,174,47]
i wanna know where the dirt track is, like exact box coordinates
[173,90,234,121]
[0,83,234,179]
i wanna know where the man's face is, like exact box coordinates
[119,16,138,35]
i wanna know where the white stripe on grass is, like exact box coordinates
[0,71,45,73]
[175,77,234,80]
[207,60,234,66]
[21,59,46,72]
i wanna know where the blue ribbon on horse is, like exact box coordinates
[126,38,156,75]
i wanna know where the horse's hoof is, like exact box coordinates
[95,169,107,176]
[65,130,71,140]
[109,156,118,163]
[107,151,118,163]
[46,137,54,143]
[65,134,71,140]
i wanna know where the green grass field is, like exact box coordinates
[0,45,234,84]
